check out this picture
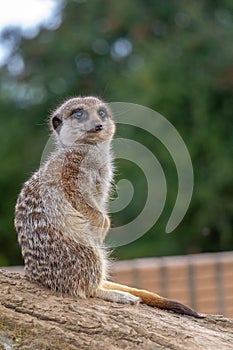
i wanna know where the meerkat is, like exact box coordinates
[15,96,201,317]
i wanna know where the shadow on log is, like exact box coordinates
[0,269,233,350]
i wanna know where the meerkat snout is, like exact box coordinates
[86,123,103,133]
[94,124,103,132]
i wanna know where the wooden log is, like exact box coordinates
[0,270,233,350]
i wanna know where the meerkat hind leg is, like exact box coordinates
[95,288,141,305]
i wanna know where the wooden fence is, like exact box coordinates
[111,251,233,318]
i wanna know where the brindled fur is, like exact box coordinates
[15,96,115,298]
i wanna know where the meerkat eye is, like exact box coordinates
[98,108,107,118]
[71,108,87,120]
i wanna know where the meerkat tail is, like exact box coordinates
[102,281,203,318]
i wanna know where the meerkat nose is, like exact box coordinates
[95,124,103,131]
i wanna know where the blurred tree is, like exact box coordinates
[0,0,232,264]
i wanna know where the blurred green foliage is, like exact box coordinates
[0,0,232,265]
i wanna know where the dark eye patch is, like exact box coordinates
[71,108,88,120]
[70,107,84,115]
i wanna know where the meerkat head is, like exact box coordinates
[50,96,115,146]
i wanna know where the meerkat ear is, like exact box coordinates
[51,115,63,132]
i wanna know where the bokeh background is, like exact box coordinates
[0,0,232,266]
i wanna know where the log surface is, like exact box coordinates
[0,269,233,350]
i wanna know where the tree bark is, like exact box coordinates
[0,270,232,350]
